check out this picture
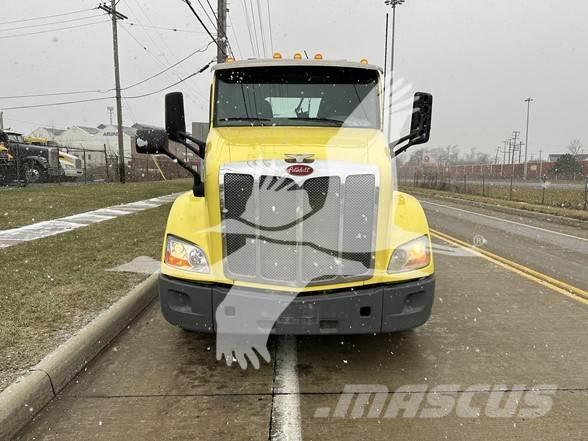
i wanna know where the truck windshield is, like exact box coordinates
[7,134,25,143]
[214,66,380,128]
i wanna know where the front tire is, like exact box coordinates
[22,161,47,184]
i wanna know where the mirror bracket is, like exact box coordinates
[161,146,204,197]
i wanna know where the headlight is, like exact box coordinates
[164,235,210,273]
[387,235,431,274]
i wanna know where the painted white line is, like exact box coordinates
[0,191,184,249]
[271,336,302,441]
[421,200,588,242]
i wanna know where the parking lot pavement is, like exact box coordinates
[15,235,587,441]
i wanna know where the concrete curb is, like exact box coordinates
[0,272,159,441]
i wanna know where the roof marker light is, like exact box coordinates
[293,52,303,60]
[314,53,324,60]
[273,52,283,59]
[360,58,368,64]
[226,56,235,63]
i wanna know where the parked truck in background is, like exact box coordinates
[135,55,434,342]
[0,131,60,184]
[26,137,84,181]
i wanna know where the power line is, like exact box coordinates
[255,0,267,57]
[0,19,109,40]
[0,8,97,26]
[121,2,209,107]
[124,60,214,99]
[0,13,107,32]
[121,40,214,90]
[1,60,214,110]
[182,0,226,58]
[0,40,212,100]
[240,0,257,57]
[266,0,274,54]
[118,21,208,102]
[227,10,243,58]
[195,0,218,30]
[0,89,103,100]
[247,0,261,57]
[127,22,205,33]
[205,0,219,21]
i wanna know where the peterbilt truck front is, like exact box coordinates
[135,55,434,342]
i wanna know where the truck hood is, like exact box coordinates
[209,127,388,165]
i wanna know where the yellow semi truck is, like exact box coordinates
[136,55,434,336]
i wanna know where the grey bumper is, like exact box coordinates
[159,275,435,335]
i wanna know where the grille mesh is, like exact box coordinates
[222,171,376,286]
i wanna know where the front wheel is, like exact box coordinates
[22,161,47,184]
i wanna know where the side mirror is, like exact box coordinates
[166,92,186,142]
[409,92,433,146]
[389,92,433,157]
[135,127,169,154]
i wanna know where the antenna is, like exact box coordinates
[107,106,115,126]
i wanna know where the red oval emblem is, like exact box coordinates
[287,165,314,176]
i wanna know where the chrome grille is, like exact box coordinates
[48,148,59,169]
[221,161,379,287]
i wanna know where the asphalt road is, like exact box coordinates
[419,196,588,291]
[15,198,588,441]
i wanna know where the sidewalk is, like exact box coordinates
[0,192,183,249]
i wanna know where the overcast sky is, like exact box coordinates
[2,0,587,157]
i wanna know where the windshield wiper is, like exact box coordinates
[221,117,271,122]
[287,117,344,126]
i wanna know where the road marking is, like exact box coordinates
[0,192,184,249]
[431,229,588,305]
[271,336,302,441]
[422,200,588,242]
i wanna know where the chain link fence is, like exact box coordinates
[1,144,196,186]
[399,171,588,211]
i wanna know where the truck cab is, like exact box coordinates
[136,56,434,337]
[1,131,60,184]
[25,137,84,181]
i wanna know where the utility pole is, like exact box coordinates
[217,0,228,62]
[0,112,3,130]
[538,150,544,178]
[523,98,533,180]
[99,2,128,183]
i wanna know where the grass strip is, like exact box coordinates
[0,179,190,229]
[0,204,171,392]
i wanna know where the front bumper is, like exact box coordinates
[62,168,83,177]
[159,274,435,335]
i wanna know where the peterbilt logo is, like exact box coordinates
[287,164,314,176]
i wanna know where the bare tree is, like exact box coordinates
[567,139,584,156]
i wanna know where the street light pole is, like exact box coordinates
[384,0,404,139]
[523,98,533,180]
